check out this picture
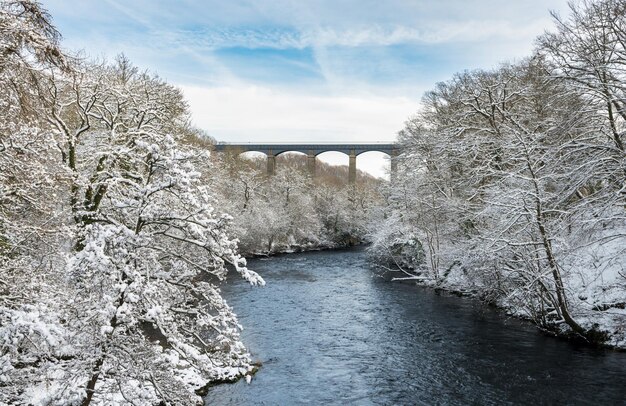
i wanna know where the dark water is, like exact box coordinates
[205,249,626,405]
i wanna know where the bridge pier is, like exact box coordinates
[307,152,316,176]
[348,152,356,184]
[267,154,275,176]
[390,151,398,181]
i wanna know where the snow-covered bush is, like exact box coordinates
[367,213,425,271]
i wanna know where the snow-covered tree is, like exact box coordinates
[375,49,625,343]
[210,151,384,255]
[1,2,265,402]
[60,134,263,405]
[0,1,73,402]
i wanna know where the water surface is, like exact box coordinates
[205,249,626,405]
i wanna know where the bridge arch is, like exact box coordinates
[356,151,392,180]
[274,150,309,157]
[239,150,267,158]
[314,151,349,180]
[354,149,392,157]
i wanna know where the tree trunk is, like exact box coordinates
[525,154,587,337]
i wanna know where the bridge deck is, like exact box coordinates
[214,143,398,156]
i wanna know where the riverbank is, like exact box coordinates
[378,265,626,351]
[240,239,364,259]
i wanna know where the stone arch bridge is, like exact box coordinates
[213,143,399,183]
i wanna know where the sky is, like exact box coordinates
[41,0,571,178]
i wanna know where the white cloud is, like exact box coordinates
[153,17,556,52]
[181,84,415,142]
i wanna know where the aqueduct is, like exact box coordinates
[213,143,399,183]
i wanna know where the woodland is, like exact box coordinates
[1,0,624,404]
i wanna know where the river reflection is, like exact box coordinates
[205,249,626,405]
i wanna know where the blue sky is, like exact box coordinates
[41,0,570,177]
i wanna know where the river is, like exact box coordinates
[205,248,626,405]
